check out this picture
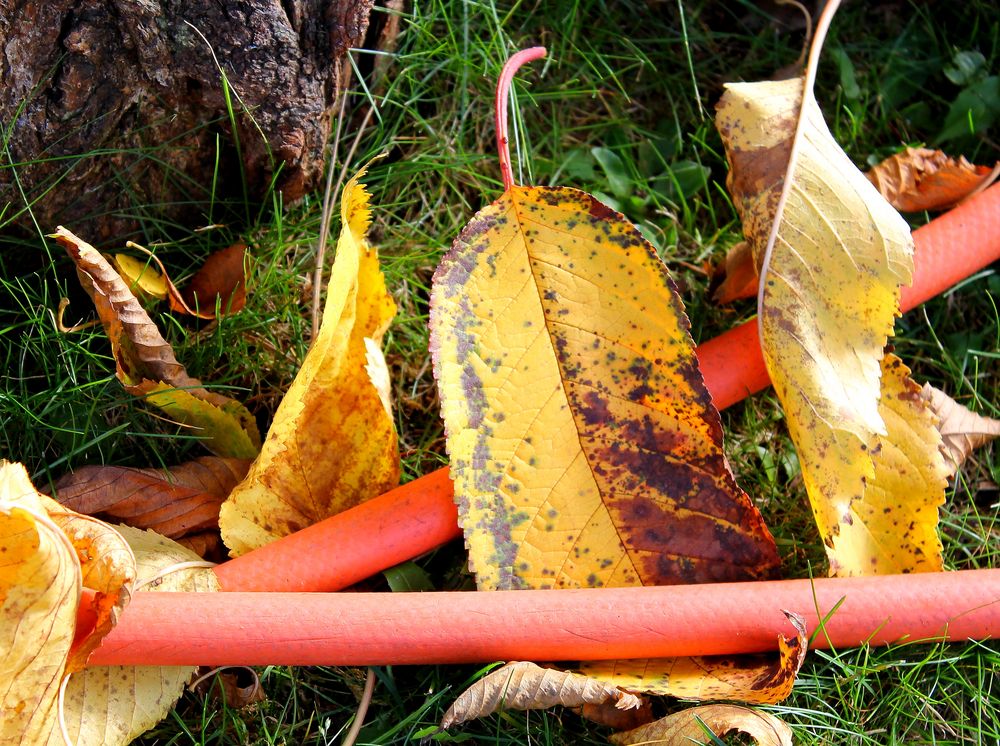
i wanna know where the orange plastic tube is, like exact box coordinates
[91,569,1000,666]
[216,184,1000,593]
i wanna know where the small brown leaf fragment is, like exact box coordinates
[578,698,655,731]
[441,661,642,729]
[49,457,251,539]
[921,384,1000,476]
[866,147,999,213]
[190,666,265,709]
[608,704,793,746]
[179,242,249,317]
[709,240,759,304]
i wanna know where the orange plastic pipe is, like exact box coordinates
[90,569,1000,666]
[215,183,1000,594]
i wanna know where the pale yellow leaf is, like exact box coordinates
[441,661,643,730]
[220,164,399,555]
[609,704,793,746]
[921,383,1000,476]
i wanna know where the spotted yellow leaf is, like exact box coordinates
[431,185,779,590]
[220,164,399,555]
[716,78,945,575]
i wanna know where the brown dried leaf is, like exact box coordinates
[579,698,655,731]
[50,457,251,539]
[190,666,266,709]
[866,147,999,212]
[709,240,758,304]
[921,384,1000,476]
[52,227,260,458]
[609,704,793,746]
[441,661,643,729]
[178,242,248,317]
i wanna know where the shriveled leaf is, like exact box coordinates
[110,254,168,301]
[579,698,655,731]
[1,462,80,746]
[609,704,793,746]
[709,240,758,304]
[220,165,399,556]
[921,383,1000,476]
[579,611,807,704]
[50,457,251,539]
[717,77,927,576]
[190,666,265,709]
[866,147,998,212]
[52,227,261,458]
[55,525,220,746]
[441,661,642,729]
[832,355,946,575]
[430,185,779,590]
[178,242,248,317]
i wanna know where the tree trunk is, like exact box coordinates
[1,0,374,240]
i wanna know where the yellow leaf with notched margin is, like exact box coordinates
[579,611,807,705]
[609,704,793,746]
[55,525,220,746]
[441,661,644,730]
[1,462,80,745]
[717,78,924,575]
[52,227,260,459]
[430,185,779,590]
[219,165,399,555]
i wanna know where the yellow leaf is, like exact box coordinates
[579,611,808,705]
[220,165,399,555]
[716,78,935,575]
[1,463,80,746]
[920,383,1000,476]
[52,227,261,458]
[55,525,220,746]
[608,704,793,746]
[430,185,779,590]
[109,254,168,301]
[441,661,644,730]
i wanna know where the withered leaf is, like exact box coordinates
[50,457,251,539]
[866,147,999,212]
[441,661,643,730]
[609,704,793,746]
[179,242,249,317]
[53,227,261,459]
[921,383,1000,476]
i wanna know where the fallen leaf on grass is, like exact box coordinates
[219,164,400,556]
[709,240,758,304]
[49,457,251,539]
[110,254,169,302]
[866,147,999,212]
[53,227,261,459]
[430,185,779,590]
[608,704,793,746]
[579,611,808,705]
[441,661,644,729]
[921,384,1000,475]
[717,76,947,575]
[179,242,248,317]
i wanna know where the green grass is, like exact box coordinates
[2,0,998,743]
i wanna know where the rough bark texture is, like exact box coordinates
[1,0,374,239]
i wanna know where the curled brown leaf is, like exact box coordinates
[609,704,793,746]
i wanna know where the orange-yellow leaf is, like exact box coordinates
[441,661,644,730]
[219,165,399,556]
[609,704,793,746]
[716,78,941,576]
[579,611,807,705]
[50,457,251,539]
[920,383,1000,476]
[430,185,779,590]
[1,462,80,745]
[53,227,261,458]
[58,525,220,746]
[866,147,999,212]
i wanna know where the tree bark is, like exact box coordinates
[1,0,374,239]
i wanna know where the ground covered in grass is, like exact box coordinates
[2,0,998,743]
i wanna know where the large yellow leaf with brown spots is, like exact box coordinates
[717,78,945,575]
[430,185,779,589]
[220,165,399,555]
